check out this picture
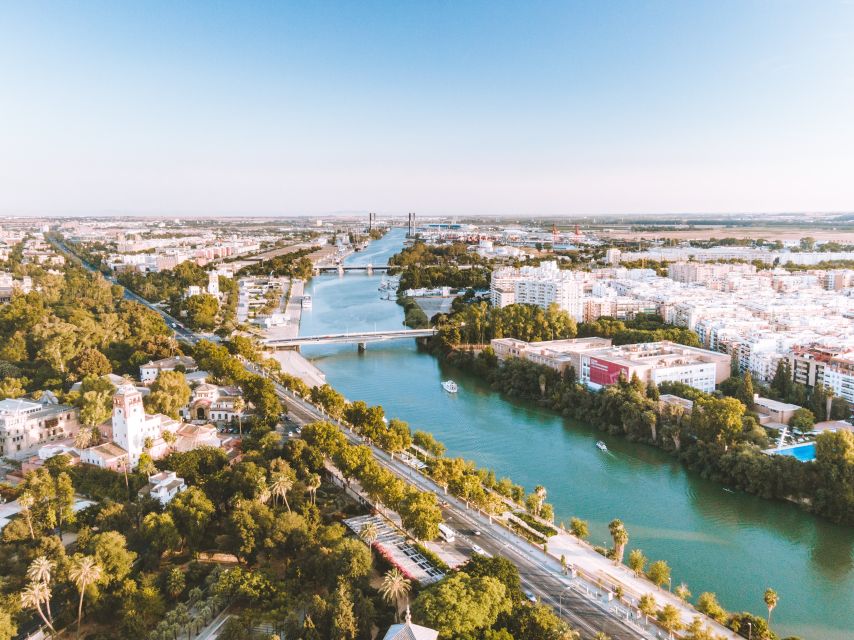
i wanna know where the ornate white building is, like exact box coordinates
[81,384,219,470]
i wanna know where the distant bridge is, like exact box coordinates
[314,264,392,275]
[263,328,437,350]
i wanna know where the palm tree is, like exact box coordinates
[69,555,102,639]
[232,397,245,435]
[73,427,92,450]
[674,583,692,602]
[17,492,36,540]
[269,473,294,512]
[608,519,628,565]
[27,557,55,625]
[360,522,379,546]
[21,581,56,636]
[379,568,411,622]
[307,474,321,505]
[532,485,547,517]
[764,587,778,624]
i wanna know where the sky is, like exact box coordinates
[1,1,853,217]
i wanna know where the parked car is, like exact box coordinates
[471,544,486,556]
[524,590,537,603]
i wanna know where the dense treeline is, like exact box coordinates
[388,242,492,292]
[116,261,236,331]
[0,264,179,393]
[431,303,699,349]
[446,350,854,525]
[235,247,315,279]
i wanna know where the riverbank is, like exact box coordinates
[297,229,854,640]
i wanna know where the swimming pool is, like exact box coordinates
[773,442,816,462]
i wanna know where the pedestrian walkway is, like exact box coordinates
[344,514,445,584]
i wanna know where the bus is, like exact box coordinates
[438,523,456,543]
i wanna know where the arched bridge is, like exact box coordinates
[263,328,437,351]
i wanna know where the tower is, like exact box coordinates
[207,271,220,297]
[368,212,375,232]
[112,384,146,465]
[407,212,415,237]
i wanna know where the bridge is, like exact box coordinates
[263,328,437,351]
[314,263,392,275]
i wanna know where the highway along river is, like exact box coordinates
[299,228,854,640]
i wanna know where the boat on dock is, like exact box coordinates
[301,295,312,309]
[441,380,458,393]
[596,440,608,452]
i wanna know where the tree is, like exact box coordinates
[184,294,219,331]
[379,568,411,621]
[789,408,815,433]
[330,581,358,640]
[26,556,55,627]
[400,491,442,540]
[20,581,56,636]
[764,587,778,624]
[656,604,683,638]
[691,397,745,447]
[167,567,186,599]
[269,472,294,512]
[646,560,671,589]
[92,531,137,585]
[0,376,27,399]
[74,427,93,450]
[168,486,215,551]
[145,370,191,419]
[310,384,347,419]
[70,348,112,379]
[411,573,511,637]
[69,555,102,639]
[306,474,322,505]
[638,593,656,622]
[695,592,727,623]
[0,608,16,640]
[608,519,628,564]
[674,583,692,602]
[770,360,793,400]
[232,397,246,435]
[359,522,379,546]
[736,372,755,408]
[53,471,75,536]
[628,548,647,577]
[141,512,181,557]
[569,517,589,540]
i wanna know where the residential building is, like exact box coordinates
[140,355,198,384]
[823,353,854,404]
[753,395,801,428]
[0,396,80,459]
[490,261,584,321]
[491,337,612,376]
[138,471,187,505]
[182,384,245,423]
[579,341,730,393]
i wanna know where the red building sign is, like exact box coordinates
[588,357,628,386]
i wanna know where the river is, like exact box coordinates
[299,228,854,640]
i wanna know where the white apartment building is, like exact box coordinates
[139,471,187,505]
[0,397,80,459]
[490,261,584,321]
[139,355,198,384]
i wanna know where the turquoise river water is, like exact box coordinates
[299,229,854,640]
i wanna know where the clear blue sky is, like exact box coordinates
[1,1,852,217]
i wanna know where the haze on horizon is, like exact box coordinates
[1,1,853,218]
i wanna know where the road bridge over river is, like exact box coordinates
[262,328,436,350]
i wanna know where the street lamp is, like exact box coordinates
[747,621,752,640]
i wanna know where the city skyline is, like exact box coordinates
[1,1,853,216]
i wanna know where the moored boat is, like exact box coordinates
[596,440,608,452]
[441,380,458,393]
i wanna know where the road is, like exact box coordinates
[259,364,645,640]
[56,237,646,639]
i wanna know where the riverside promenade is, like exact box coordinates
[243,358,744,640]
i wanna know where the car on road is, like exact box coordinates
[524,590,537,603]
[471,529,481,536]
[471,544,488,556]
[287,431,294,437]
